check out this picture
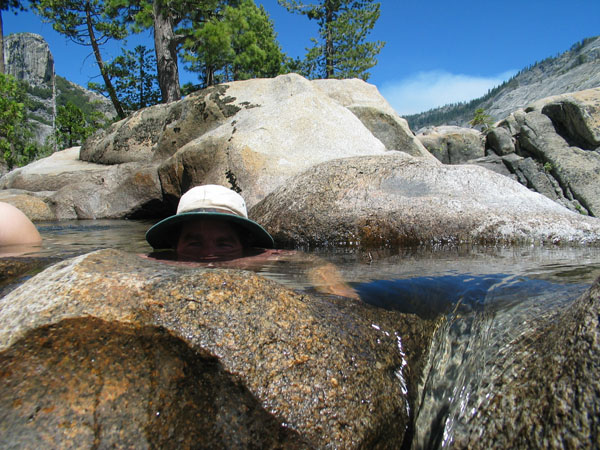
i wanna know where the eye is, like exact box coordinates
[217,239,236,248]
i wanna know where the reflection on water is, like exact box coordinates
[4,220,600,448]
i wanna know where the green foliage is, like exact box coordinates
[106,0,222,101]
[469,108,494,132]
[55,102,96,148]
[543,161,554,173]
[55,75,112,128]
[31,0,127,45]
[0,73,48,168]
[25,84,52,99]
[278,0,384,80]
[0,0,26,12]
[88,45,161,113]
[183,0,285,88]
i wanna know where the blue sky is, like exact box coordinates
[4,0,600,115]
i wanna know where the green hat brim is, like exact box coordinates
[145,211,275,250]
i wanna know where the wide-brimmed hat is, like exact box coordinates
[146,185,274,250]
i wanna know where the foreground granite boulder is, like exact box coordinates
[251,152,600,248]
[0,249,434,448]
[456,278,600,447]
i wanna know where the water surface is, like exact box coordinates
[5,219,600,448]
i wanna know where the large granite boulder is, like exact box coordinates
[2,74,431,218]
[312,78,433,159]
[251,152,600,248]
[417,126,485,164]
[81,73,431,208]
[0,249,435,448]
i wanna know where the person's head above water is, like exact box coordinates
[145,185,274,261]
[0,202,42,247]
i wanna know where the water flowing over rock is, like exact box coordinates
[0,249,435,448]
[413,276,600,449]
[251,152,600,248]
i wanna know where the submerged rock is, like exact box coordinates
[0,249,434,448]
[251,152,600,248]
[428,276,600,448]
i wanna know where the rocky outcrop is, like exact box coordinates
[3,33,115,146]
[4,33,53,87]
[0,249,435,448]
[251,152,600,248]
[485,88,600,216]
[82,74,435,208]
[407,36,600,129]
[2,74,433,219]
[416,126,484,164]
[0,147,166,219]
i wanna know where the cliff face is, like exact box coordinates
[4,32,54,87]
[3,32,115,146]
[406,36,600,130]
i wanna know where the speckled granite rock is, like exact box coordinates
[251,152,600,248]
[0,249,434,448]
[445,277,600,448]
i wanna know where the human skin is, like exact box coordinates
[0,202,42,246]
[176,218,244,261]
[149,217,359,299]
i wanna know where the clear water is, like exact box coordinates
[3,219,600,448]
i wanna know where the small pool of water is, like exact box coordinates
[6,220,599,310]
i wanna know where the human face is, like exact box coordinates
[176,218,244,261]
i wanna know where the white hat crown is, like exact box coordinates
[177,185,248,218]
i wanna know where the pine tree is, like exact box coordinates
[88,45,161,113]
[183,0,284,88]
[30,0,128,118]
[55,102,92,148]
[278,0,384,80]
[107,0,221,103]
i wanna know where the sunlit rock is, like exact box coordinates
[251,152,600,248]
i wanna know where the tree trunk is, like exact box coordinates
[324,2,334,78]
[0,11,5,74]
[153,0,181,103]
[85,3,125,118]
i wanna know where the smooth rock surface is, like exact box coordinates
[251,152,600,248]
[0,148,165,220]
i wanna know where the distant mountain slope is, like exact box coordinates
[405,36,600,131]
